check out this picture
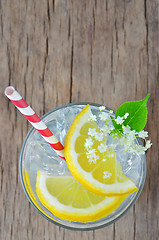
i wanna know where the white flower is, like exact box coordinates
[99,106,106,111]
[135,145,145,154]
[95,132,103,141]
[86,148,96,156]
[101,125,111,134]
[138,130,148,139]
[88,128,96,137]
[98,143,107,153]
[89,114,97,121]
[144,140,152,150]
[103,158,107,162]
[110,126,115,131]
[128,130,136,138]
[123,112,129,119]
[122,125,131,134]
[109,110,113,114]
[84,137,94,149]
[125,130,136,146]
[103,171,112,179]
[115,116,124,124]
[99,112,109,121]
[88,154,99,163]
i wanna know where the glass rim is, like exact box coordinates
[19,102,147,231]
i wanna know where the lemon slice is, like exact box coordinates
[36,171,128,222]
[64,105,137,196]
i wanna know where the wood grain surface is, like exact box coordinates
[0,0,159,239]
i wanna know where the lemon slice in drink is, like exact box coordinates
[64,105,137,196]
[36,171,128,222]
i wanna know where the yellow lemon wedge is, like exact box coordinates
[64,105,138,196]
[36,171,128,222]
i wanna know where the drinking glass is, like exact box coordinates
[19,103,146,230]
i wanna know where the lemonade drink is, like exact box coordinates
[20,103,146,230]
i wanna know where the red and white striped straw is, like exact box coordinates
[5,86,65,160]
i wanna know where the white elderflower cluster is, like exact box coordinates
[114,112,129,125]
[99,112,110,121]
[98,143,107,153]
[84,127,106,164]
[115,116,125,125]
[84,137,94,150]
[86,106,152,156]
[88,114,97,121]
[119,126,152,154]
[88,128,96,137]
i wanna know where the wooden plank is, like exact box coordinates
[0,0,158,239]
[145,1,159,239]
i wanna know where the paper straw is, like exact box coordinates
[5,86,65,160]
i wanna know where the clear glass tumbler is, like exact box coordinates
[19,103,146,230]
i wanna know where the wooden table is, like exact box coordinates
[0,1,158,239]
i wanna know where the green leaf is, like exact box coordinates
[113,94,150,132]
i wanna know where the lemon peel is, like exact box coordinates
[36,171,128,222]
